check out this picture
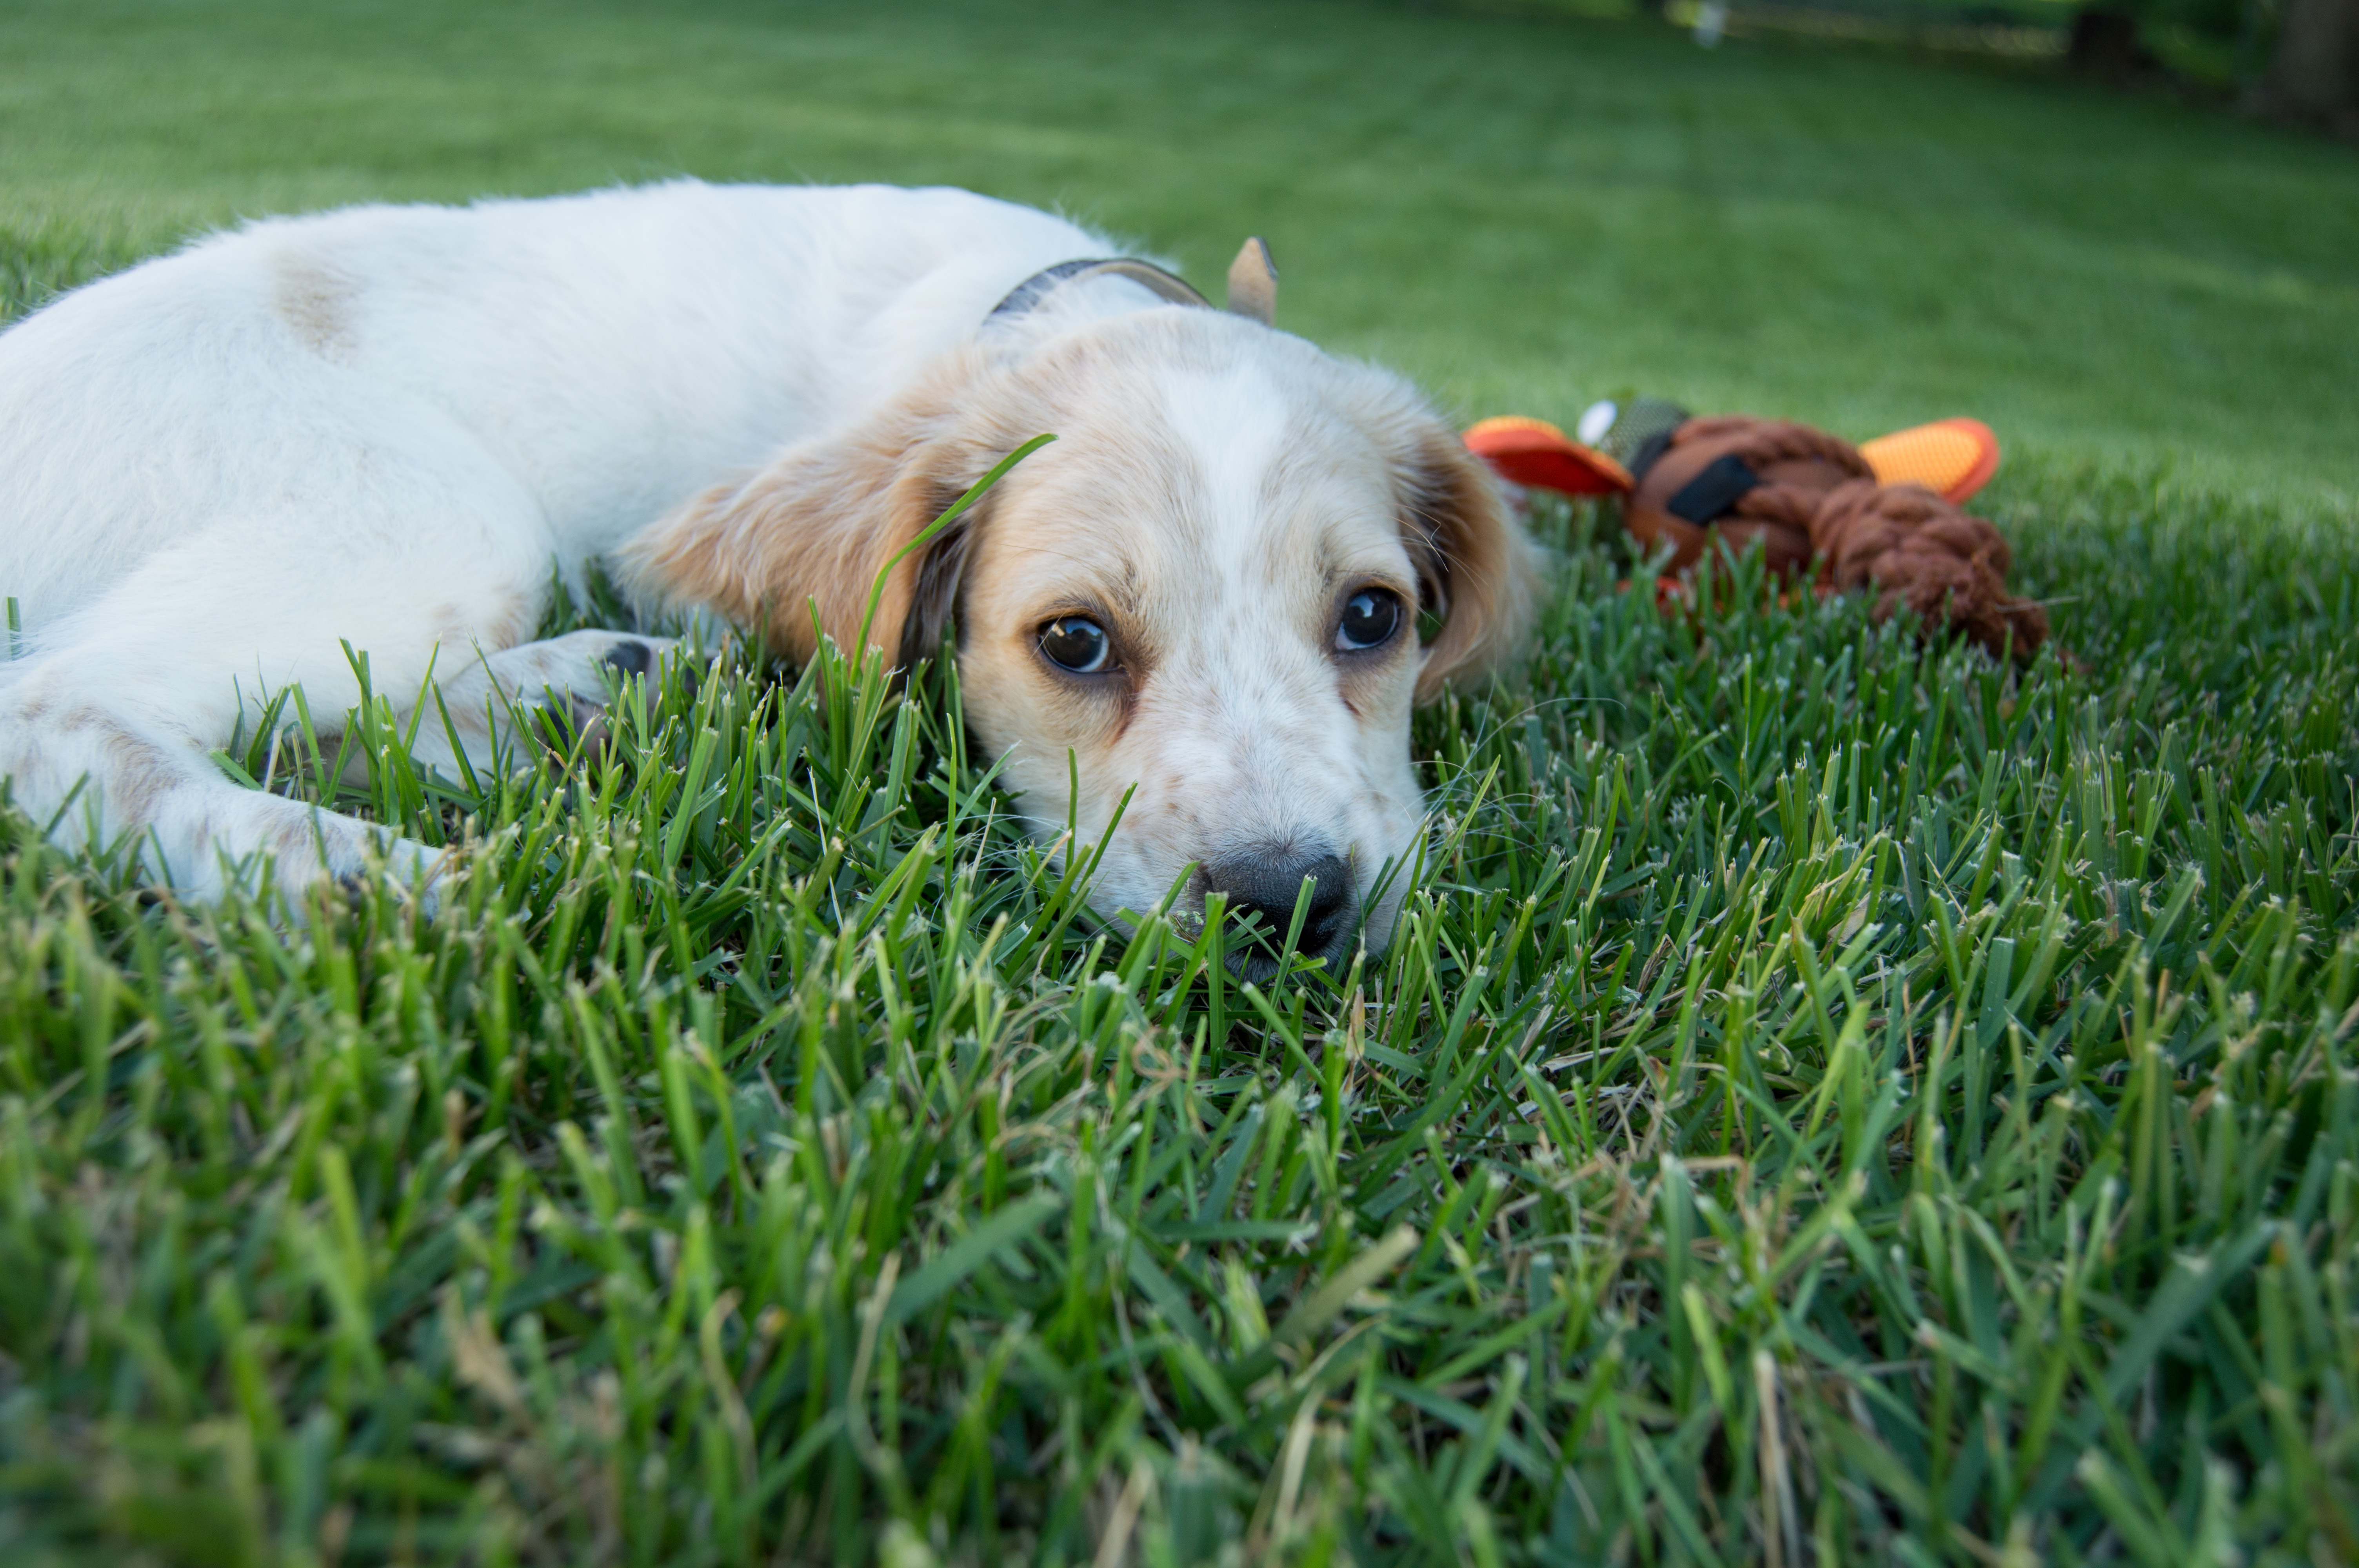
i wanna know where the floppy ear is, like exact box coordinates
[1400,424,1540,703]
[627,352,999,668]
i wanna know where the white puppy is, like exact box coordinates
[0,182,1532,968]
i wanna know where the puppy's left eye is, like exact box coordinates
[1335,588,1402,652]
[1039,615,1114,673]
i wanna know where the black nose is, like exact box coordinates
[1200,846,1356,976]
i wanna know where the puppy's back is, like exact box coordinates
[0,181,1105,633]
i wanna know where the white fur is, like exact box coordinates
[0,181,1525,956]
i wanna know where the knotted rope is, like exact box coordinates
[1623,415,2047,660]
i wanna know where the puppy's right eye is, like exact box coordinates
[1039,616,1112,673]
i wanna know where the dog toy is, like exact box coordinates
[1466,401,2046,660]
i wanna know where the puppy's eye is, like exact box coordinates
[1335,588,1402,652]
[1039,615,1113,673]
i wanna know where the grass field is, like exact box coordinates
[2,1,2357,1564]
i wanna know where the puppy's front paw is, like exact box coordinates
[599,638,657,680]
[404,630,703,786]
[300,821,451,917]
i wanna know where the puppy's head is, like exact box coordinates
[635,307,1536,975]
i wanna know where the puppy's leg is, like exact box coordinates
[402,630,684,778]
[0,661,445,904]
[0,454,553,905]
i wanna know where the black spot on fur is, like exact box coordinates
[603,641,653,678]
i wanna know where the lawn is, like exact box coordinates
[1,1,2355,1563]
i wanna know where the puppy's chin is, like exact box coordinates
[1353,869,1416,959]
[1158,838,1421,982]
[1217,923,1360,986]
[1223,945,1291,987]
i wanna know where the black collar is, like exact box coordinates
[986,256,1210,322]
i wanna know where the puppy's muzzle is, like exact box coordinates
[1201,843,1356,979]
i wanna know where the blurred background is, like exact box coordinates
[2,0,2351,514]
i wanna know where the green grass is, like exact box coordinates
[2,0,2355,508]
[3,1,2358,1563]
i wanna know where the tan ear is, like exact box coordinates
[627,352,998,668]
[1400,425,1539,704]
[1226,237,1278,327]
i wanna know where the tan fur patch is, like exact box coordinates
[273,254,356,358]
[1393,421,1538,703]
[74,712,183,831]
[628,345,1033,666]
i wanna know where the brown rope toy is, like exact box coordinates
[1469,409,2050,661]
